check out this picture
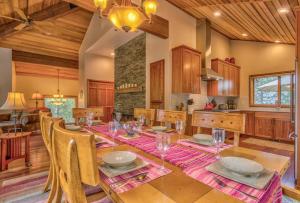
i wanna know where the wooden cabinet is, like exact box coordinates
[243,111,291,141]
[207,58,240,97]
[172,45,201,94]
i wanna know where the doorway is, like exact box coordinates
[150,59,165,109]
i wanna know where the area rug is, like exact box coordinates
[242,138,294,152]
[0,171,110,203]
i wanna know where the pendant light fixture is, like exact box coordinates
[94,0,158,32]
[52,69,66,106]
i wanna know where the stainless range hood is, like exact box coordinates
[201,68,223,81]
[196,19,223,81]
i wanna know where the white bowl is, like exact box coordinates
[220,156,264,176]
[102,151,137,168]
[193,134,213,142]
[66,125,81,131]
[151,126,167,132]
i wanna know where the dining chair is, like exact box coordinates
[192,111,246,146]
[134,108,156,126]
[156,109,187,131]
[72,108,104,125]
[52,119,109,203]
[39,111,63,202]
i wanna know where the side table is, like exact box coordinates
[0,132,31,171]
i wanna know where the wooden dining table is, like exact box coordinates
[93,130,290,203]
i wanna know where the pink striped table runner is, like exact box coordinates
[183,159,282,203]
[177,139,233,154]
[95,136,117,149]
[92,125,282,202]
[100,155,171,194]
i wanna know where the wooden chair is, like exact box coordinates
[72,108,104,125]
[52,120,108,203]
[134,108,156,126]
[156,110,187,131]
[192,111,246,146]
[39,111,62,202]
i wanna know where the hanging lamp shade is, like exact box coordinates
[143,0,158,17]
[1,92,26,110]
[108,3,147,32]
[94,0,108,11]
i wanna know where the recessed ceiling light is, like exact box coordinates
[111,52,115,56]
[275,40,281,43]
[278,8,289,14]
[241,33,248,37]
[213,11,221,17]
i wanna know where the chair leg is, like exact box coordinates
[47,167,63,203]
[43,163,53,192]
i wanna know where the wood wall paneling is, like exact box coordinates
[14,61,79,80]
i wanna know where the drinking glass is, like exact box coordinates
[156,133,171,171]
[86,112,94,130]
[109,121,118,149]
[115,112,122,123]
[175,120,185,139]
[137,114,145,131]
[212,128,225,159]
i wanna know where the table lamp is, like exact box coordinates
[31,92,43,109]
[1,92,27,134]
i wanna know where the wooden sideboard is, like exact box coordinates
[207,58,240,97]
[172,45,201,94]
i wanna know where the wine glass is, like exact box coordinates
[156,133,171,171]
[137,115,145,131]
[109,121,118,149]
[175,120,185,139]
[86,112,94,130]
[212,128,225,159]
[115,112,122,123]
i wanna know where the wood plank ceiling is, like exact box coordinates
[167,0,299,44]
[0,0,93,61]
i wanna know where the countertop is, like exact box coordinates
[193,108,290,113]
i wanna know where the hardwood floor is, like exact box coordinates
[0,132,296,189]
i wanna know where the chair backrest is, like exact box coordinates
[156,110,187,129]
[134,108,156,126]
[52,120,100,203]
[192,111,245,146]
[72,108,104,125]
[192,111,246,133]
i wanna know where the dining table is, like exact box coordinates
[90,125,290,203]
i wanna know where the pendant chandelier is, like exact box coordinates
[52,69,66,106]
[93,0,158,32]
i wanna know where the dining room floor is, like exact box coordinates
[0,133,296,193]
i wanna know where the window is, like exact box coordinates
[250,72,293,107]
[44,97,77,123]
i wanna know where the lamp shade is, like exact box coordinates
[1,92,27,110]
[32,92,43,100]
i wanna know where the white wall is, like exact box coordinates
[231,40,295,110]
[84,54,114,82]
[0,48,12,106]
[146,0,197,109]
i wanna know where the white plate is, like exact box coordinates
[151,126,167,132]
[102,151,137,168]
[66,125,81,131]
[193,134,213,142]
[220,156,264,176]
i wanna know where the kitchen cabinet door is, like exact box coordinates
[244,111,255,135]
[274,119,292,141]
[191,52,201,94]
[182,50,192,93]
[150,60,165,109]
[255,117,274,139]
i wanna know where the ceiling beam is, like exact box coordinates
[12,50,78,69]
[0,1,77,38]
[63,0,169,39]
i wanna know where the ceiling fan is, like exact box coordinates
[0,1,59,36]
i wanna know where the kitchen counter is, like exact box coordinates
[193,108,290,113]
